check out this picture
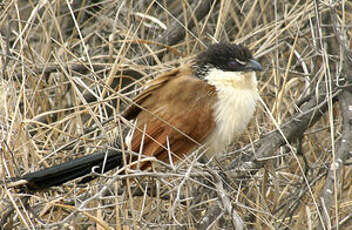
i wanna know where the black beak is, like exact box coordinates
[247,59,263,72]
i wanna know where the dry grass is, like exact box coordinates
[1,0,351,229]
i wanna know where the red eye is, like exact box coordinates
[229,61,238,68]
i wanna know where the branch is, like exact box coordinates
[195,86,341,228]
[27,0,218,136]
[226,88,340,175]
[319,6,352,229]
[197,171,244,230]
[320,90,352,228]
[159,0,215,47]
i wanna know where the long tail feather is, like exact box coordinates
[16,149,122,190]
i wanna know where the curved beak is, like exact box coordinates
[247,59,263,72]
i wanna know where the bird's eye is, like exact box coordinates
[228,59,247,69]
[228,60,239,68]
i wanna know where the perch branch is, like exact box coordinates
[319,6,352,229]
[197,82,342,229]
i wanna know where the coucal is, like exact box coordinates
[10,42,263,190]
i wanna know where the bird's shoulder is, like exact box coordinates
[122,64,215,120]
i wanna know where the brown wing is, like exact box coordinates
[123,65,217,169]
[122,67,181,121]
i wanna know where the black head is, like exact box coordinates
[193,42,262,78]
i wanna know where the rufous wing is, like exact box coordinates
[122,65,217,169]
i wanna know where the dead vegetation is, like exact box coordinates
[1,0,351,229]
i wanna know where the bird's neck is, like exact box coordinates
[204,69,258,154]
[204,68,257,89]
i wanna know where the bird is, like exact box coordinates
[10,42,263,191]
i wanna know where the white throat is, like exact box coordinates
[205,68,259,153]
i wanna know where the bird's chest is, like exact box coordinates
[207,83,258,153]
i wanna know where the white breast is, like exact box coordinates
[205,69,258,153]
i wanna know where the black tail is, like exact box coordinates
[17,148,123,190]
